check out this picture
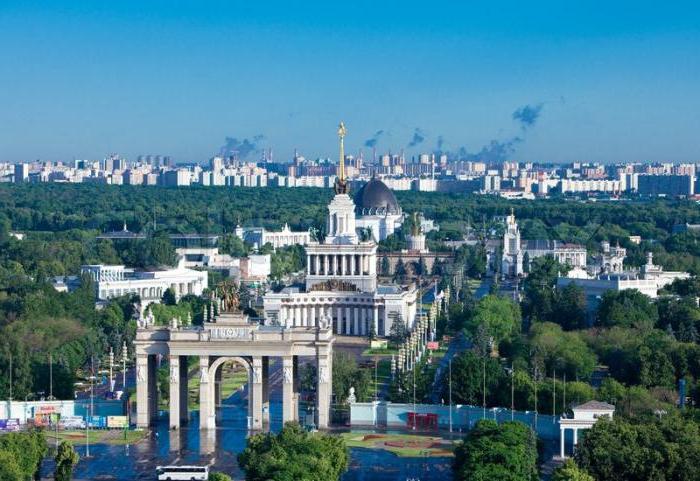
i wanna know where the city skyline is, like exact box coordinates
[1,1,699,163]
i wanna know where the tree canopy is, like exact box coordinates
[237,422,349,481]
[453,420,538,481]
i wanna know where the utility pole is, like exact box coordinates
[511,363,514,421]
[9,352,12,402]
[412,361,416,431]
[87,355,94,458]
[563,373,567,417]
[448,359,453,433]
[109,347,114,393]
[534,366,538,431]
[49,352,53,400]
[482,358,486,420]
[553,369,556,417]
[122,342,127,391]
[374,356,379,402]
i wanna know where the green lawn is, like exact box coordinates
[362,347,399,357]
[340,432,455,457]
[366,359,393,399]
[187,365,248,410]
[46,429,146,446]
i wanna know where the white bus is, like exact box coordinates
[155,465,209,480]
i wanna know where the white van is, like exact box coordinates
[58,416,86,430]
[155,465,208,481]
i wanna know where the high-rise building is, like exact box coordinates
[13,163,29,183]
[637,174,695,197]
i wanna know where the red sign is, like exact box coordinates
[427,342,439,350]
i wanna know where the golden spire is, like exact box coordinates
[338,121,347,181]
[334,121,349,194]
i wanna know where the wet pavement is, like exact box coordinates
[39,403,453,481]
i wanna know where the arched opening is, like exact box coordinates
[210,356,252,429]
[202,356,253,430]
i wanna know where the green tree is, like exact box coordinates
[597,378,626,404]
[55,441,80,481]
[552,460,594,481]
[394,258,406,281]
[522,255,570,323]
[388,315,408,347]
[575,415,700,481]
[332,352,371,403]
[161,287,177,306]
[554,283,588,330]
[0,430,47,480]
[442,351,506,406]
[238,422,349,481]
[467,295,521,348]
[597,289,658,329]
[219,234,250,257]
[529,323,597,381]
[209,472,233,481]
[380,256,390,276]
[0,451,23,481]
[453,420,538,481]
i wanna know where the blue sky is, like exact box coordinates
[1,1,699,163]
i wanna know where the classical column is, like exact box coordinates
[198,356,212,430]
[293,356,300,422]
[148,355,158,423]
[361,308,368,336]
[251,357,263,430]
[560,427,566,458]
[302,306,308,327]
[279,307,286,327]
[373,306,379,337]
[340,255,345,276]
[282,356,295,423]
[353,307,359,335]
[345,307,352,335]
[573,428,578,447]
[179,357,188,424]
[309,305,317,327]
[169,355,181,429]
[262,357,270,426]
[316,354,331,429]
[136,354,150,428]
[324,254,329,275]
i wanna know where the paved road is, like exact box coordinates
[430,332,471,404]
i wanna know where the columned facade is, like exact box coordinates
[135,312,334,431]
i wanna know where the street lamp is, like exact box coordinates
[448,359,453,434]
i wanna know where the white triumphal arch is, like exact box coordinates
[134,299,334,430]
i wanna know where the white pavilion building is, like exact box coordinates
[263,123,418,337]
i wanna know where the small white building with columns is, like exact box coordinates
[559,400,615,458]
[81,258,208,305]
[263,179,417,337]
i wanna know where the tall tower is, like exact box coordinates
[501,209,523,278]
[304,122,378,292]
[335,122,349,194]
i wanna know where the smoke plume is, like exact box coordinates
[512,104,543,129]
[219,134,265,159]
[407,128,426,148]
[364,130,385,148]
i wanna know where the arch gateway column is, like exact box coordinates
[135,315,334,431]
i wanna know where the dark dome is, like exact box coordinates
[354,178,402,216]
